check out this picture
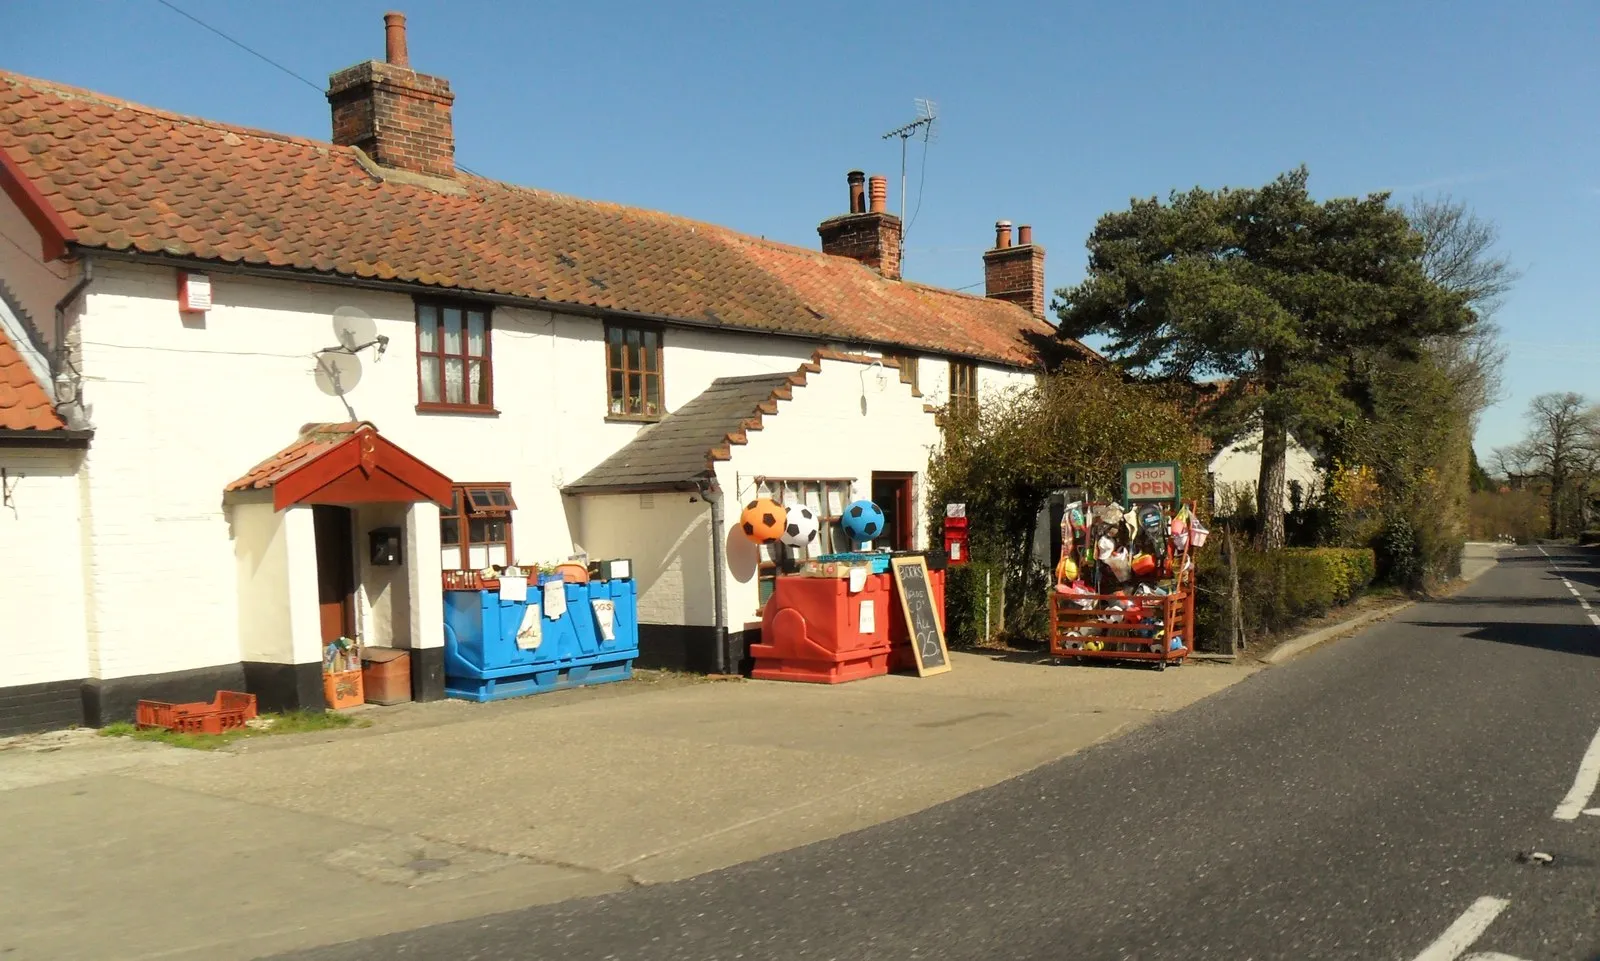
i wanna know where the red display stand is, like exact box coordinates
[751,575,892,684]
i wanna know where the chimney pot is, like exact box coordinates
[847,170,866,214]
[818,170,902,280]
[328,11,455,178]
[983,220,1046,319]
[384,11,409,67]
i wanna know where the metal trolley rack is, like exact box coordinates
[1047,498,1204,670]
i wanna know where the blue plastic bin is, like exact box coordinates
[443,578,639,702]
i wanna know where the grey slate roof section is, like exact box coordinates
[563,372,796,494]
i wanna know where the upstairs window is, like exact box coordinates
[949,361,978,417]
[606,322,664,420]
[885,352,919,391]
[417,301,493,412]
[441,483,516,570]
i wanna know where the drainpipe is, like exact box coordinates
[700,478,730,673]
[52,252,93,428]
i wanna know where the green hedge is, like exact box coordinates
[1580,531,1600,547]
[1196,546,1376,649]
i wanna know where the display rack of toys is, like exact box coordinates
[1047,499,1208,670]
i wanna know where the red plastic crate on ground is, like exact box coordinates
[136,691,258,734]
[751,575,891,684]
[886,568,945,673]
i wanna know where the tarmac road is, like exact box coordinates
[271,545,1600,961]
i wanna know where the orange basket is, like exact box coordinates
[136,691,258,735]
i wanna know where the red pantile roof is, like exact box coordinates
[0,69,1083,369]
[226,422,372,494]
[0,322,65,432]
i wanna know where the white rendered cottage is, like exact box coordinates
[0,16,1093,732]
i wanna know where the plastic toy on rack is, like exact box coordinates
[1047,499,1202,670]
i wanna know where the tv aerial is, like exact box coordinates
[314,306,388,413]
[881,98,938,245]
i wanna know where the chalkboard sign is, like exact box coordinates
[890,555,951,677]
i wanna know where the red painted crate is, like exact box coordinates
[136,691,258,735]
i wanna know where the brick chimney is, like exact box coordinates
[983,220,1046,318]
[327,12,456,179]
[818,171,902,280]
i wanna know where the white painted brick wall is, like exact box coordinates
[575,492,714,626]
[61,260,828,676]
[712,357,943,624]
[0,195,70,359]
[0,449,89,686]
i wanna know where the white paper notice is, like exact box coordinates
[498,575,528,602]
[860,599,876,634]
[950,542,962,561]
[848,566,867,593]
[515,604,542,650]
[542,580,568,620]
[591,598,616,641]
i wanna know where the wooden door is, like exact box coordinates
[870,473,915,551]
[313,505,356,644]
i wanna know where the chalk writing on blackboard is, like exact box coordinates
[890,555,950,677]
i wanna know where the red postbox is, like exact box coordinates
[942,504,969,566]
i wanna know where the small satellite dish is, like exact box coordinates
[332,307,377,352]
[314,350,364,397]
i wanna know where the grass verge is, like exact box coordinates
[99,709,369,751]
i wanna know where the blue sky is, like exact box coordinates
[4,0,1596,459]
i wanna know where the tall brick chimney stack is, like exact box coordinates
[983,220,1046,318]
[818,170,903,280]
[327,11,456,179]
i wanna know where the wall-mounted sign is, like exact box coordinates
[1123,462,1181,503]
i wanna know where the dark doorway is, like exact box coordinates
[871,472,915,551]
[313,505,357,644]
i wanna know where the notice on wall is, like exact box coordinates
[591,598,616,642]
[848,566,868,594]
[543,580,568,620]
[498,574,528,603]
[860,599,875,634]
[516,604,542,650]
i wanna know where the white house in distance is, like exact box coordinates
[0,14,1095,733]
[1207,424,1322,515]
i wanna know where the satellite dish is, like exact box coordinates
[314,350,364,397]
[332,307,377,352]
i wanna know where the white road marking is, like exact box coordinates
[1555,725,1600,819]
[1463,953,1531,960]
[1582,807,1600,816]
[1413,896,1511,961]
[1590,613,1600,627]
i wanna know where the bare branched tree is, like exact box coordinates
[1493,392,1600,537]
[1407,194,1517,425]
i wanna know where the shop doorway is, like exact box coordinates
[870,472,915,551]
[313,504,356,644]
